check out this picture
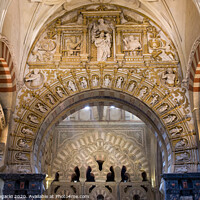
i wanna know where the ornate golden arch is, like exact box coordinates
[9,4,197,174]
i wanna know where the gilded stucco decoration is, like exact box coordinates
[10,4,197,174]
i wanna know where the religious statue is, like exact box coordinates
[161,68,177,87]
[175,139,187,148]
[35,103,48,113]
[56,87,64,98]
[94,32,111,61]
[176,152,189,162]
[138,87,148,99]
[163,114,177,124]
[68,81,77,92]
[28,114,39,124]
[92,76,99,87]
[128,81,136,92]
[158,104,169,113]
[17,139,30,149]
[104,75,111,87]
[46,94,56,104]
[123,35,141,55]
[15,152,29,161]
[80,77,88,89]
[24,69,44,89]
[21,127,34,136]
[116,77,123,88]
[170,126,183,137]
[150,94,159,105]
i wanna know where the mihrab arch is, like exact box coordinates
[9,3,197,179]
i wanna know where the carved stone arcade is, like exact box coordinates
[7,3,200,200]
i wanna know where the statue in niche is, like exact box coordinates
[116,77,123,88]
[104,75,111,87]
[21,127,34,136]
[15,152,29,161]
[123,35,141,55]
[161,68,177,87]
[175,139,187,149]
[138,87,148,99]
[28,114,39,124]
[66,36,81,56]
[128,81,136,92]
[163,114,177,124]
[67,80,77,92]
[56,87,64,98]
[92,76,99,87]
[94,32,111,61]
[158,104,169,113]
[176,152,189,162]
[24,69,44,89]
[35,103,47,113]
[170,126,183,137]
[80,77,88,89]
[46,94,56,104]
[150,94,159,105]
[17,139,30,149]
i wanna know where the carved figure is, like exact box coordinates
[104,76,111,87]
[66,36,81,56]
[24,69,44,88]
[138,87,148,99]
[150,94,159,105]
[165,43,175,60]
[94,32,111,61]
[46,94,56,104]
[17,139,30,149]
[175,166,188,173]
[116,77,123,88]
[123,35,141,54]
[68,81,77,92]
[21,127,34,136]
[149,37,163,61]
[170,126,183,137]
[163,114,177,124]
[15,152,29,161]
[92,76,99,87]
[158,104,169,113]
[35,103,47,113]
[56,87,64,98]
[176,152,189,162]
[128,81,136,92]
[80,77,88,89]
[32,45,42,61]
[96,18,112,33]
[175,139,187,148]
[28,114,39,124]
[161,68,177,87]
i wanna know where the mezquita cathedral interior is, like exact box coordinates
[1,0,200,199]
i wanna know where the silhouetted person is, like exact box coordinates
[121,166,130,182]
[71,166,80,182]
[86,166,95,182]
[106,166,115,182]
[141,171,148,181]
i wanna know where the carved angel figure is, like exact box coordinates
[161,68,177,87]
[28,114,39,124]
